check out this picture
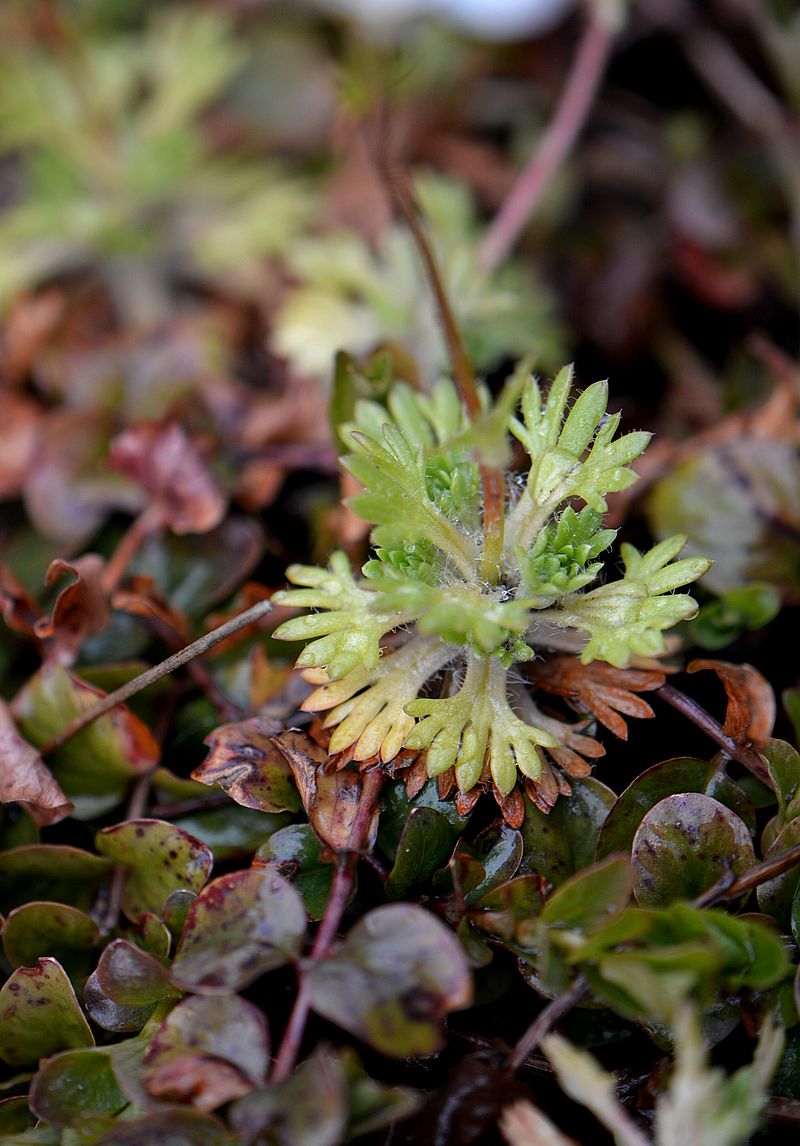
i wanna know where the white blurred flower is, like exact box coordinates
[313,0,576,41]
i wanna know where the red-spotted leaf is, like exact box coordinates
[144,995,269,1112]
[308,904,472,1057]
[0,700,72,827]
[95,819,213,922]
[193,718,301,814]
[170,868,306,994]
[2,902,99,980]
[632,793,756,906]
[29,1048,127,1128]
[0,958,93,1066]
[13,665,159,818]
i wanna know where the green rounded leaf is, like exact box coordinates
[170,868,306,994]
[144,995,269,1110]
[0,958,93,1066]
[96,940,178,1007]
[29,1048,127,1128]
[95,819,213,922]
[758,817,800,929]
[0,845,111,915]
[83,972,158,1034]
[2,902,99,980]
[308,904,472,1057]
[632,793,755,907]
[13,666,158,818]
[521,777,615,886]
[596,758,754,860]
[255,824,335,920]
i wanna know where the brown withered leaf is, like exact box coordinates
[533,656,666,740]
[146,1057,251,1112]
[0,393,43,499]
[0,700,72,826]
[107,422,227,535]
[494,786,525,830]
[0,289,67,385]
[35,556,110,665]
[272,730,381,852]
[113,575,190,644]
[193,718,300,814]
[688,659,776,747]
[0,564,40,637]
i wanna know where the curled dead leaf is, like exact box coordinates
[0,701,72,827]
[272,730,381,852]
[0,563,40,637]
[688,658,776,747]
[35,556,110,665]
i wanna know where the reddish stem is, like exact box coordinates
[101,506,164,597]
[271,767,386,1083]
[480,12,616,275]
[656,683,771,786]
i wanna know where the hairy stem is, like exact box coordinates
[480,9,617,275]
[40,599,273,756]
[271,767,386,1082]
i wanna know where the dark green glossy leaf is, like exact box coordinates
[541,856,632,932]
[463,822,523,905]
[96,939,178,1007]
[193,718,301,813]
[0,1097,34,1134]
[0,845,111,914]
[255,824,335,920]
[385,807,460,900]
[170,868,306,994]
[28,1048,127,1127]
[596,757,754,861]
[2,902,99,980]
[83,971,158,1034]
[308,904,472,1057]
[95,819,213,922]
[521,777,615,887]
[144,995,269,1111]
[758,817,800,929]
[161,889,196,940]
[469,874,545,946]
[632,793,755,906]
[377,777,470,862]
[784,688,800,745]
[13,666,158,818]
[0,959,93,1066]
[765,739,800,829]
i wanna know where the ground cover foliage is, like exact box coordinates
[1,0,800,1143]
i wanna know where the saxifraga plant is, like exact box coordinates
[274,362,711,810]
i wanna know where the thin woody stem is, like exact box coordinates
[480,10,617,275]
[101,505,164,596]
[694,841,800,908]
[271,767,386,1083]
[40,599,273,756]
[369,109,505,581]
[656,683,771,785]
[506,976,588,1072]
